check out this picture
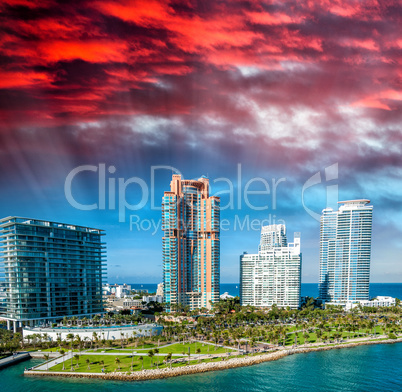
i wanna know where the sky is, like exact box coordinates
[0,0,401,284]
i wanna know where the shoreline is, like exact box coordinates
[24,337,402,382]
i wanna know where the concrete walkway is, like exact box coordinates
[0,352,31,369]
[34,352,71,371]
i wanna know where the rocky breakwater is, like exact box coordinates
[288,337,402,356]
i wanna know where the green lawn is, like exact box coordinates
[39,347,81,352]
[135,342,235,354]
[87,343,158,353]
[46,353,227,373]
[283,327,388,346]
[91,342,235,354]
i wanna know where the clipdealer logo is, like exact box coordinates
[64,164,287,223]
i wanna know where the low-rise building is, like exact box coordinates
[142,295,163,304]
[23,323,162,342]
[344,296,397,310]
[103,283,132,298]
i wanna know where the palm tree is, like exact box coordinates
[187,347,191,365]
[127,350,133,372]
[139,356,144,370]
[91,332,97,349]
[66,333,74,370]
[86,358,90,370]
[56,333,62,350]
[115,357,121,371]
[148,349,154,367]
[44,354,49,371]
[75,335,82,354]
[73,354,80,370]
[60,349,66,370]
[25,334,33,347]
[368,320,376,337]
[154,348,159,368]
[121,332,125,349]
[166,352,172,369]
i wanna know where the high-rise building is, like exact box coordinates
[318,200,373,304]
[0,217,106,332]
[162,174,220,311]
[240,224,301,309]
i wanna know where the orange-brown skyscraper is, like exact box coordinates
[162,175,220,311]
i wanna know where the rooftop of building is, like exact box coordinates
[0,216,104,234]
[337,199,370,205]
[261,224,286,232]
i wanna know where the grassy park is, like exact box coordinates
[87,342,235,355]
[45,349,233,374]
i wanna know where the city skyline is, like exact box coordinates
[0,1,401,283]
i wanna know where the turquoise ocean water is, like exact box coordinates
[3,343,402,391]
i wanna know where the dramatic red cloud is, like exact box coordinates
[0,70,52,89]
[0,0,401,127]
[37,40,129,63]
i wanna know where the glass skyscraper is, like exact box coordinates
[162,174,220,311]
[240,224,301,309]
[318,200,373,304]
[0,217,106,331]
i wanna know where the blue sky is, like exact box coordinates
[0,0,401,283]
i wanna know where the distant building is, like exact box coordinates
[0,217,106,332]
[240,224,301,309]
[142,295,163,304]
[220,292,234,300]
[156,282,164,297]
[319,200,373,304]
[162,174,220,311]
[122,299,144,308]
[344,296,397,310]
[102,283,132,298]
[115,284,131,298]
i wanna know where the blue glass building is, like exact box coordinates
[318,200,373,304]
[0,217,106,331]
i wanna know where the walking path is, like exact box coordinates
[0,352,31,369]
[34,352,72,371]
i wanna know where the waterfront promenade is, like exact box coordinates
[0,352,30,370]
[25,336,402,381]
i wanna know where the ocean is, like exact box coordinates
[2,343,402,391]
[129,282,402,299]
